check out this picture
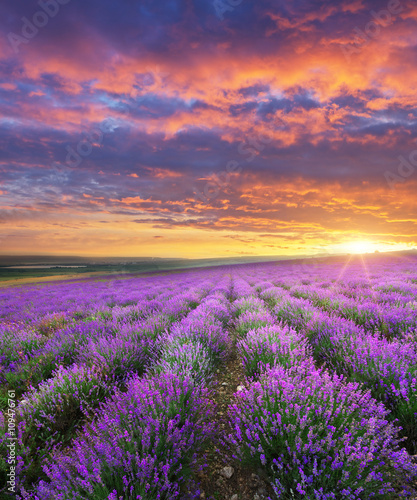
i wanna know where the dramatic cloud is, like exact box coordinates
[0,0,416,256]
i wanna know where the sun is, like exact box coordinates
[345,240,376,254]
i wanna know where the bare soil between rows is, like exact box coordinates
[197,349,274,500]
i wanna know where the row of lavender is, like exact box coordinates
[238,261,417,454]
[0,272,209,407]
[229,269,417,498]
[0,270,233,498]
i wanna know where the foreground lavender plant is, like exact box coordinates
[28,373,215,500]
[228,363,417,499]
[1,364,111,491]
[307,314,417,453]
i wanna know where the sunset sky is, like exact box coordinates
[1,0,417,258]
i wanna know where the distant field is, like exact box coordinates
[0,268,93,283]
[0,256,289,286]
[0,263,194,285]
[0,263,166,281]
[0,272,108,288]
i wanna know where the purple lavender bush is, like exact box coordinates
[233,297,265,317]
[77,333,155,383]
[304,310,417,452]
[124,314,171,340]
[170,317,230,366]
[315,330,417,454]
[228,363,417,498]
[28,373,215,500]
[235,310,275,337]
[152,335,215,387]
[237,324,312,379]
[2,320,111,406]
[1,364,111,491]
[259,286,288,308]
[273,297,318,332]
[191,299,231,327]
[304,311,365,362]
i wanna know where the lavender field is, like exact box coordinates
[1,254,417,499]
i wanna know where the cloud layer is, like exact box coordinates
[1,0,416,256]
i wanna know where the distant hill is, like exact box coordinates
[0,249,416,269]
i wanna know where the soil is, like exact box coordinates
[197,343,274,500]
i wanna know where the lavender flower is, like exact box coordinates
[238,324,313,379]
[228,363,417,498]
[29,373,215,499]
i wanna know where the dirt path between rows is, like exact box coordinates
[197,341,274,500]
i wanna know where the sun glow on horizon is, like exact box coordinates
[344,240,378,255]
